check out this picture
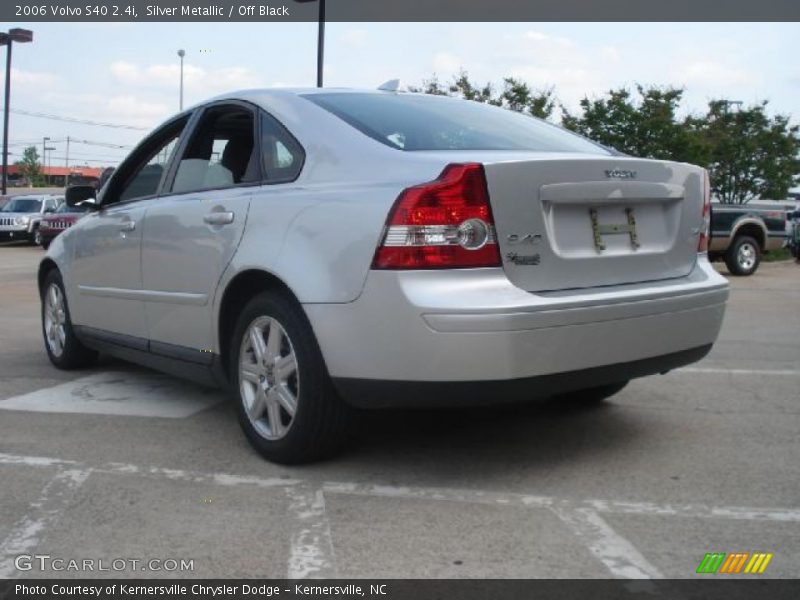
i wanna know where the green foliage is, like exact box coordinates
[413,71,800,202]
[14,146,43,186]
[411,71,557,119]
[561,85,701,162]
[688,101,800,203]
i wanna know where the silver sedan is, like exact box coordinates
[39,88,729,463]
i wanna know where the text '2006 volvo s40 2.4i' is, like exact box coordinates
[39,87,729,463]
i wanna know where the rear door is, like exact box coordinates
[484,157,704,292]
[139,102,260,357]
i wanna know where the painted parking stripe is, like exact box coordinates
[0,371,224,418]
[0,468,91,579]
[551,504,663,579]
[3,452,800,581]
[286,486,338,579]
[678,367,800,376]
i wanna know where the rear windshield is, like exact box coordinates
[303,92,609,154]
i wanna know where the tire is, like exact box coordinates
[229,291,351,464]
[31,227,42,246]
[557,380,629,405]
[724,235,761,276]
[41,270,98,369]
[40,239,50,250]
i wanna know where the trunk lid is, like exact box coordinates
[482,156,704,292]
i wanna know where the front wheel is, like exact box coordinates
[725,235,761,276]
[41,270,98,369]
[230,292,351,464]
[31,227,42,246]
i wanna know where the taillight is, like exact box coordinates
[372,163,501,269]
[698,169,711,253]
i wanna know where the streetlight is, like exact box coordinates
[44,144,55,186]
[294,0,325,87]
[42,136,50,185]
[177,49,185,111]
[0,28,33,195]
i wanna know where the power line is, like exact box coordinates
[10,108,150,131]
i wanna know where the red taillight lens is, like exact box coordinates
[372,163,501,269]
[698,170,711,253]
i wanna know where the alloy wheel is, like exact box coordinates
[238,316,299,441]
[43,283,67,357]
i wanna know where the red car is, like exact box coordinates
[37,203,89,249]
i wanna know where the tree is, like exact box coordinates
[413,71,558,120]
[498,78,556,119]
[561,85,701,162]
[15,146,42,186]
[689,100,800,203]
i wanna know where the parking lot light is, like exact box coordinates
[177,49,185,110]
[294,0,325,88]
[1,28,33,195]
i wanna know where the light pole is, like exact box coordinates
[41,136,49,186]
[177,49,185,110]
[0,28,33,195]
[295,0,325,87]
[44,144,55,186]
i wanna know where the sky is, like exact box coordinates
[1,21,799,170]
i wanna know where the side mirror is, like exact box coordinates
[65,185,99,209]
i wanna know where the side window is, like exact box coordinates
[44,198,56,212]
[261,111,304,183]
[171,105,258,194]
[109,118,188,205]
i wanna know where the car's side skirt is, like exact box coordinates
[73,325,227,389]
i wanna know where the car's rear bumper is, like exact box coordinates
[333,344,712,408]
[304,257,728,406]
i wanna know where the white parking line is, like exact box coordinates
[285,487,338,579]
[0,468,91,579]
[3,452,800,579]
[550,505,663,579]
[0,372,224,418]
[678,367,800,376]
[588,499,800,523]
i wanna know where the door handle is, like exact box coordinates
[119,220,136,232]
[203,211,235,226]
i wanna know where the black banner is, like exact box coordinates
[3,580,800,600]
[3,0,800,22]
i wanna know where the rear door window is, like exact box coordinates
[170,105,259,194]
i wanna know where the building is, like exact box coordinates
[2,165,106,187]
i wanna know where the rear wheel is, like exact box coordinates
[557,381,629,405]
[725,235,760,276]
[230,291,351,464]
[41,270,98,369]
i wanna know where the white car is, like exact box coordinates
[40,88,729,463]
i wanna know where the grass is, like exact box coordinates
[763,247,794,262]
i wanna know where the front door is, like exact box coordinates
[68,117,188,340]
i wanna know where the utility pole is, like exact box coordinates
[65,136,70,169]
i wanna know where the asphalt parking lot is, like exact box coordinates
[0,244,798,580]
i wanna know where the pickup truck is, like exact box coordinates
[708,202,788,275]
